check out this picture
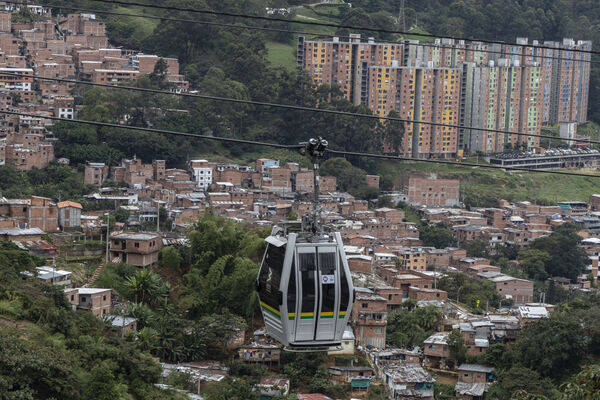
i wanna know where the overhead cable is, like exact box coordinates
[2,109,599,178]
[0,70,589,145]
[69,0,599,57]
[5,0,595,64]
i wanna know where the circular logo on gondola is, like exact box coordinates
[322,275,335,284]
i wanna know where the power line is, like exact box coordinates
[325,148,600,178]
[0,109,300,149]
[70,0,598,57]
[2,70,589,145]
[2,109,599,178]
[17,0,596,65]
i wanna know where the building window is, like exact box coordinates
[134,242,139,248]
[103,295,106,301]
[375,328,383,334]
[70,295,74,301]
[361,303,368,308]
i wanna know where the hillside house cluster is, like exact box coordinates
[0,7,189,170]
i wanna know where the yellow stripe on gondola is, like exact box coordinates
[288,313,295,320]
[339,311,347,317]
[260,301,280,317]
[300,312,314,319]
[320,311,334,319]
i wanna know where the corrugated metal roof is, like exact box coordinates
[457,364,493,373]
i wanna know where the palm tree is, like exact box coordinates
[136,327,158,353]
[125,269,161,305]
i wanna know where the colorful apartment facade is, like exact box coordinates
[298,34,592,157]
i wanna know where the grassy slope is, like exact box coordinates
[265,40,297,70]
[377,160,600,205]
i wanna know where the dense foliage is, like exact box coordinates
[479,295,600,399]
[0,242,186,399]
[386,303,442,347]
[0,164,94,201]
[93,213,263,363]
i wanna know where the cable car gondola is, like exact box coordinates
[256,138,354,351]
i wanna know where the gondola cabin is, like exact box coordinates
[257,225,354,350]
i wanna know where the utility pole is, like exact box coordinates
[156,201,160,232]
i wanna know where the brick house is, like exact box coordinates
[352,291,388,349]
[109,232,162,267]
[57,201,82,229]
[408,287,448,302]
[489,275,534,304]
[347,255,372,273]
[320,176,337,192]
[0,196,57,232]
[107,315,137,336]
[405,176,460,207]
[84,162,109,186]
[375,286,404,311]
[455,364,494,400]
[365,175,380,188]
[423,332,450,367]
[64,287,111,316]
[391,272,435,298]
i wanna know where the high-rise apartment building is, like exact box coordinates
[366,64,461,158]
[545,39,592,124]
[298,34,592,157]
[298,34,403,104]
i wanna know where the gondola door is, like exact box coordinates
[315,247,337,340]
[294,246,318,342]
[294,245,339,343]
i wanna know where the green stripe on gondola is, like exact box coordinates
[288,313,295,320]
[260,301,280,317]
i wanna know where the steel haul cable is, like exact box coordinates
[57,0,600,57]
[2,109,599,179]
[1,0,594,65]
[0,71,590,146]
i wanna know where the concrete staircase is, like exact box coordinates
[87,263,106,286]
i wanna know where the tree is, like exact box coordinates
[559,365,600,400]
[286,209,298,221]
[160,246,182,271]
[84,361,128,400]
[319,157,367,194]
[487,366,559,400]
[511,312,589,380]
[113,208,130,223]
[530,224,588,280]
[462,240,488,258]
[125,269,168,306]
[447,329,467,365]
[377,195,395,208]
[386,306,441,348]
[420,225,455,249]
[517,249,552,280]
